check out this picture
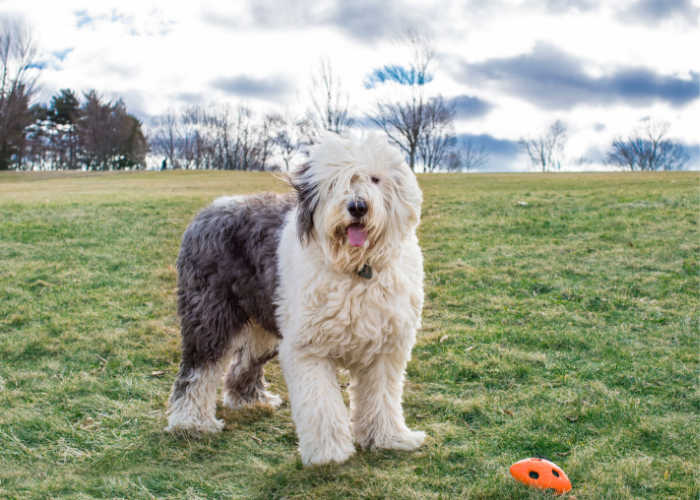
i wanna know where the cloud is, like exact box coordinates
[74,9,93,28]
[542,0,598,13]
[453,133,524,171]
[74,8,135,29]
[211,75,291,100]
[457,42,700,109]
[105,88,149,120]
[456,133,521,156]
[52,48,73,61]
[329,1,428,41]
[202,0,431,42]
[620,0,700,26]
[447,95,493,119]
[102,62,139,78]
[175,92,204,105]
[73,6,173,36]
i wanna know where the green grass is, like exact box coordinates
[1,170,698,499]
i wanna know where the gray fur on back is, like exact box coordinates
[175,192,295,371]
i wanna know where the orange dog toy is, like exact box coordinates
[509,457,572,495]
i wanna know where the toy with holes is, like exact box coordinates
[509,457,572,495]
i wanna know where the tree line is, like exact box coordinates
[149,32,485,173]
[22,89,147,171]
[1,16,690,173]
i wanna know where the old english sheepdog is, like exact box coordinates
[166,134,425,465]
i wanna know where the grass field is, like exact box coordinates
[0,169,698,499]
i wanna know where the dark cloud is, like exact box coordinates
[211,75,290,100]
[620,0,700,26]
[202,1,429,42]
[247,2,320,28]
[456,133,521,156]
[457,42,700,109]
[543,0,597,13]
[453,133,524,171]
[329,1,427,41]
[447,95,493,119]
[175,92,204,105]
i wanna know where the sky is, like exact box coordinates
[3,0,699,171]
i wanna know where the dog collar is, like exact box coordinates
[357,263,373,279]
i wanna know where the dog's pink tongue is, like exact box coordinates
[347,225,367,247]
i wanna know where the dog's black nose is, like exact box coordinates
[348,198,367,218]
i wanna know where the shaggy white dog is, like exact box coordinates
[166,134,425,466]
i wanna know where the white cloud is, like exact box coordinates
[4,0,699,170]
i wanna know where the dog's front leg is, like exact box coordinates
[349,351,425,451]
[279,342,355,465]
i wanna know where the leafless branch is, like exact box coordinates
[606,119,689,171]
[520,119,567,172]
[308,57,353,137]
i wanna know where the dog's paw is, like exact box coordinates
[262,391,283,409]
[165,416,224,434]
[384,429,426,451]
[302,441,356,466]
[223,390,283,410]
[360,429,426,451]
[222,392,248,410]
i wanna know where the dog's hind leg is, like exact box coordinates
[223,324,282,410]
[166,285,247,433]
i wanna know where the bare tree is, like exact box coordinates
[606,119,689,171]
[308,57,353,138]
[180,105,206,169]
[0,16,39,170]
[370,99,423,171]
[149,104,280,171]
[448,136,490,171]
[520,120,567,172]
[211,105,233,170]
[369,31,446,171]
[150,109,180,169]
[268,112,312,171]
[401,29,435,85]
[257,113,278,171]
[418,96,455,172]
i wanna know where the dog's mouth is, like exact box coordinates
[346,223,368,247]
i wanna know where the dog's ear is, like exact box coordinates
[291,162,318,243]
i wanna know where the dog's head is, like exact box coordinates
[291,133,422,274]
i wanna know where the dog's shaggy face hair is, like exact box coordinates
[293,134,422,274]
[166,134,425,466]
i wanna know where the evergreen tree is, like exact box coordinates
[48,89,80,169]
